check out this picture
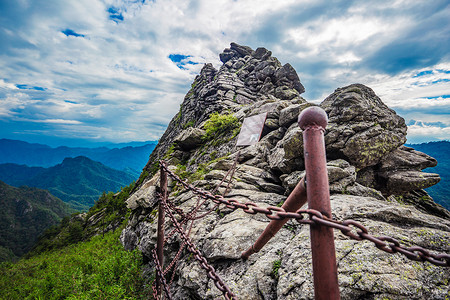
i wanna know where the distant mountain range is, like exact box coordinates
[0,181,71,261]
[0,139,157,175]
[0,156,136,211]
[406,141,450,210]
[0,138,446,212]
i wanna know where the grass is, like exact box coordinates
[202,112,240,142]
[271,259,281,280]
[175,163,208,183]
[0,229,151,299]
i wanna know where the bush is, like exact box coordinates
[203,112,240,141]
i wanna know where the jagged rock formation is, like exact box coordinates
[122,43,450,299]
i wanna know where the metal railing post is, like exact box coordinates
[298,106,340,300]
[156,163,167,296]
[241,177,307,259]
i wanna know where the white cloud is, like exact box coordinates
[287,15,406,57]
[0,0,449,145]
[367,63,450,104]
[0,79,18,90]
[31,118,83,124]
[407,122,450,144]
[360,64,450,143]
[0,93,32,117]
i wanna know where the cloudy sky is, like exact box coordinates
[0,0,449,147]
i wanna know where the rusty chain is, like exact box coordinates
[162,241,186,276]
[155,186,222,299]
[160,161,450,267]
[212,150,240,196]
[160,193,238,300]
[151,248,172,300]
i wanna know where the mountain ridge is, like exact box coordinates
[0,156,136,211]
[0,138,157,173]
[1,42,449,299]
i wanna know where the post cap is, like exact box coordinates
[298,106,328,130]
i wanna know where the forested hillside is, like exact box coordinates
[0,181,150,299]
[0,156,136,211]
[0,181,71,261]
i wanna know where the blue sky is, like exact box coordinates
[0,0,449,147]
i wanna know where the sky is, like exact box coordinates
[0,0,449,147]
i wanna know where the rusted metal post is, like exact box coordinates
[156,163,167,296]
[298,106,340,300]
[241,177,307,259]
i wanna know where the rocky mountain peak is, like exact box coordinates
[126,43,449,299]
[145,43,307,167]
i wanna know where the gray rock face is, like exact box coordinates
[141,43,306,178]
[321,84,407,169]
[173,127,206,150]
[357,145,441,197]
[123,44,449,300]
[126,180,158,210]
[277,194,450,300]
[268,124,304,174]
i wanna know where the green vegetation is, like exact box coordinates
[215,208,225,219]
[0,229,150,300]
[210,151,217,160]
[30,182,135,256]
[190,163,208,181]
[175,163,208,183]
[0,156,136,211]
[345,86,362,94]
[164,144,176,159]
[26,213,85,257]
[183,120,195,129]
[0,181,71,261]
[175,164,189,179]
[148,161,160,178]
[174,105,183,125]
[136,170,150,186]
[271,259,282,280]
[0,180,150,299]
[202,112,241,143]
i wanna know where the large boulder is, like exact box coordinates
[321,84,407,169]
[173,127,206,150]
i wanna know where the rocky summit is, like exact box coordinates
[121,43,449,299]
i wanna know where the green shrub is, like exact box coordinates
[183,120,195,129]
[175,164,188,180]
[203,112,240,141]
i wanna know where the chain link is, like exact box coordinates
[160,161,450,268]
[152,248,173,300]
[160,193,238,300]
